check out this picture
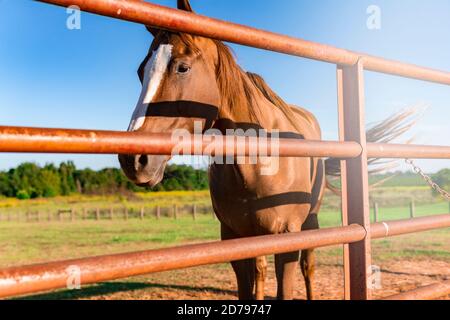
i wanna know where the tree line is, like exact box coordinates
[0,162,209,199]
[1,162,449,200]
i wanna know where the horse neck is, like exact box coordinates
[217,75,282,130]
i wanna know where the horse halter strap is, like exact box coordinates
[146,101,219,132]
[147,103,316,210]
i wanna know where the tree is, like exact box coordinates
[59,161,77,195]
[434,169,450,196]
[0,162,209,199]
[0,172,12,197]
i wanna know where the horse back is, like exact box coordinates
[289,105,322,141]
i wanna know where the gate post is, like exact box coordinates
[337,61,372,300]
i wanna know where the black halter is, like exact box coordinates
[146,101,308,141]
[146,101,316,208]
[146,101,219,132]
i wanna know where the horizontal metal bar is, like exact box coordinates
[1,126,450,160]
[371,214,450,239]
[36,0,450,86]
[0,225,366,298]
[367,143,450,160]
[0,126,362,158]
[382,281,450,300]
[0,214,449,299]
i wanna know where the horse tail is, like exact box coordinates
[325,107,424,192]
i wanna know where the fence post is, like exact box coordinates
[192,204,197,221]
[140,207,144,220]
[337,62,372,300]
[96,208,100,221]
[174,205,178,220]
[373,203,379,223]
[410,201,415,219]
[156,206,161,220]
[110,207,114,220]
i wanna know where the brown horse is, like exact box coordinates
[119,0,417,300]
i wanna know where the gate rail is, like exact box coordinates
[1,215,449,299]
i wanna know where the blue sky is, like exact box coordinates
[1,0,449,172]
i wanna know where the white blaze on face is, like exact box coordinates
[128,44,173,131]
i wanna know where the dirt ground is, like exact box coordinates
[26,253,450,300]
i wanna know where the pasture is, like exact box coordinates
[1,188,448,300]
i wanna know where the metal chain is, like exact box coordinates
[405,159,450,200]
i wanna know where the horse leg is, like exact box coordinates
[255,256,267,300]
[231,259,256,300]
[300,213,320,300]
[300,249,316,300]
[221,223,255,300]
[275,251,300,300]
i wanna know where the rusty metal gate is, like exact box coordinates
[0,0,449,300]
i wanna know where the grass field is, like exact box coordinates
[0,188,448,300]
[0,194,448,266]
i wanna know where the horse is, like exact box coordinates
[119,0,417,300]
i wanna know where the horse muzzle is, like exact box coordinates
[118,154,169,188]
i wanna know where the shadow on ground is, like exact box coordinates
[15,282,238,300]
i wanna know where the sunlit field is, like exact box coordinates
[0,188,448,300]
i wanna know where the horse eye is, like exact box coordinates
[176,63,191,74]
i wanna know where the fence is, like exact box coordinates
[0,0,449,300]
[2,201,447,223]
[371,201,450,222]
[0,204,215,222]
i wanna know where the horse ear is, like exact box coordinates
[147,1,193,36]
[177,0,194,12]
[146,26,160,37]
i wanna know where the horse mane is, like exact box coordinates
[245,72,303,132]
[176,33,302,132]
[213,40,263,123]
[215,40,305,132]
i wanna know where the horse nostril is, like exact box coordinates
[138,155,148,167]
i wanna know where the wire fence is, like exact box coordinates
[0,204,216,223]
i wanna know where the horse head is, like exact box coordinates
[119,0,223,187]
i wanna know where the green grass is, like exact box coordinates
[0,215,220,267]
[0,202,448,268]
[318,202,449,227]
[0,189,448,269]
[0,195,448,301]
